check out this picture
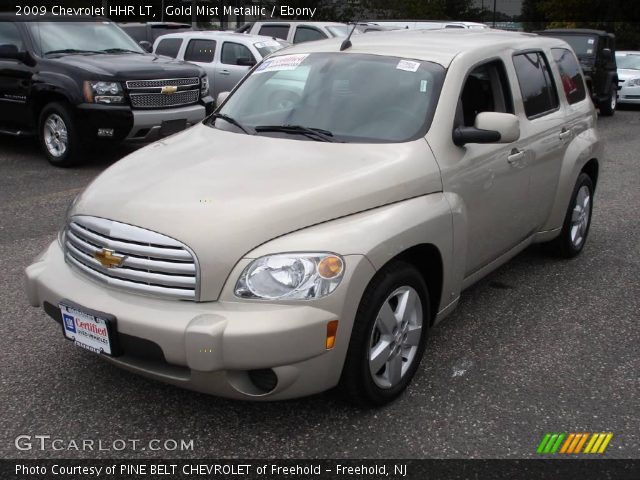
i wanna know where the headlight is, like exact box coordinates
[628,78,640,86]
[200,76,209,97]
[83,81,125,104]
[235,253,344,300]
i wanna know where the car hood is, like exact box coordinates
[72,124,443,300]
[617,68,640,81]
[54,53,202,79]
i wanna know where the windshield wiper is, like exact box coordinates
[211,113,255,135]
[44,49,101,56]
[254,125,338,142]
[101,48,144,54]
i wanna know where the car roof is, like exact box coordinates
[276,29,567,67]
[251,21,346,27]
[155,31,284,44]
[617,51,640,55]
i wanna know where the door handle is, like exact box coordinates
[507,149,525,165]
[219,70,230,75]
[559,128,572,140]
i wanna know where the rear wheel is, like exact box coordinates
[38,102,84,167]
[339,261,430,406]
[599,84,617,116]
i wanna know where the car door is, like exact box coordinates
[216,41,256,95]
[182,38,216,94]
[511,50,569,231]
[0,22,32,130]
[447,59,534,276]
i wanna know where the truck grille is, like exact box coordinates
[64,216,199,301]
[126,77,200,110]
[130,90,199,109]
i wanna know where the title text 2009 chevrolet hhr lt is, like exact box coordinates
[26,30,602,406]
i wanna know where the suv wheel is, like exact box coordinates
[339,261,430,406]
[39,102,83,167]
[599,85,617,116]
[546,173,594,258]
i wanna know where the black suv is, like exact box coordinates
[537,29,619,116]
[0,17,213,166]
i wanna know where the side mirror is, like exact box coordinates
[0,44,26,62]
[236,56,256,67]
[139,41,153,53]
[453,112,520,146]
[602,48,612,60]
[216,91,230,106]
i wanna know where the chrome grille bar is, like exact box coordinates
[65,216,199,300]
[126,78,199,89]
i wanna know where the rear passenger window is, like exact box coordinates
[155,38,182,58]
[551,48,587,104]
[458,60,514,127]
[221,42,254,65]
[258,25,290,40]
[293,26,327,44]
[513,52,559,118]
[184,39,216,63]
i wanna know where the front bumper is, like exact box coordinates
[25,241,373,400]
[618,84,640,104]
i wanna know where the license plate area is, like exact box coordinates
[160,118,187,136]
[59,300,120,357]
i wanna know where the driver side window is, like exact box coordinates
[457,60,514,127]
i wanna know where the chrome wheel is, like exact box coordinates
[369,286,423,389]
[43,113,68,158]
[610,89,617,111]
[570,185,591,248]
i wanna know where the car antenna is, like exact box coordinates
[340,21,359,51]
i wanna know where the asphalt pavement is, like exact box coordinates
[0,110,638,459]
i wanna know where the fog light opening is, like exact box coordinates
[326,320,339,350]
[248,368,278,394]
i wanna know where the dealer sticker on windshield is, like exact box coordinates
[397,59,421,72]
[255,54,309,73]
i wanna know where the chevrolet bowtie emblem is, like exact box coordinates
[94,249,125,268]
[161,85,178,95]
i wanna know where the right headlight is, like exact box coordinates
[235,253,344,300]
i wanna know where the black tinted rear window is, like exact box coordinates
[184,39,216,63]
[513,52,559,118]
[258,25,290,40]
[552,48,587,105]
[155,38,182,58]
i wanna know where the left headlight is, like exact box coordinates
[235,253,345,300]
[200,76,209,97]
[83,81,125,104]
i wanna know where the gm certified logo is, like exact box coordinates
[94,249,125,268]
[161,85,178,95]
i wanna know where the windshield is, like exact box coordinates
[326,26,350,37]
[211,53,444,143]
[27,22,143,56]
[556,35,597,57]
[616,54,640,70]
[254,40,288,58]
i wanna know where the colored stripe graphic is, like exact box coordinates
[537,433,613,454]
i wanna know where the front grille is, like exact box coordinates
[126,78,199,89]
[130,90,200,109]
[64,216,198,301]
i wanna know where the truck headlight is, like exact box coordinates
[200,76,209,97]
[83,81,125,104]
[235,253,344,300]
[628,78,640,86]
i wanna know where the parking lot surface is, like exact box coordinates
[1,110,638,459]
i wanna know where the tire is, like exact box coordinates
[599,84,617,116]
[546,173,594,258]
[339,261,430,407]
[38,102,84,167]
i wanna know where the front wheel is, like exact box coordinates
[546,173,594,258]
[599,85,617,116]
[339,261,430,406]
[38,102,84,167]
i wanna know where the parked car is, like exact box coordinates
[615,51,640,105]
[536,29,618,115]
[153,32,289,98]
[236,21,350,44]
[119,22,192,51]
[0,16,213,166]
[26,29,602,406]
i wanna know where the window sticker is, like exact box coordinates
[587,49,593,54]
[396,59,421,72]
[587,38,595,44]
[420,80,428,92]
[254,54,309,73]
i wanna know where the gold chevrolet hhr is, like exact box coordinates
[26,29,602,406]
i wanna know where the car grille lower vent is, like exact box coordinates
[64,215,198,301]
